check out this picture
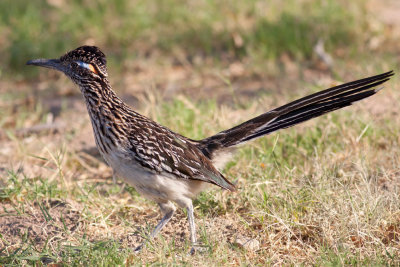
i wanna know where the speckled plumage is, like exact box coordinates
[27,46,393,253]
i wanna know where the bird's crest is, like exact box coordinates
[61,46,107,77]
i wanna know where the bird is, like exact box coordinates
[27,46,393,254]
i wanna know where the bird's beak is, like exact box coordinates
[26,58,66,73]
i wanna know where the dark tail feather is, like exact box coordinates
[199,71,394,159]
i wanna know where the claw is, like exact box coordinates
[189,243,208,255]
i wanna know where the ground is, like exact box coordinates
[1,0,400,266]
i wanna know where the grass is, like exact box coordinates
[1,82,400,265]
[0,0,374,79]
[1,0,400,265]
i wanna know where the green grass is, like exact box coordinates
[1,0,400,265]
[0,237,129,266]
[1,170,64,202]
[1,84,400,265]
[0,0,371,78]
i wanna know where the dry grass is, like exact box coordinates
[1,64,399,265]
[2,0,400,265]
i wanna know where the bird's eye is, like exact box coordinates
[74,61,99,74]
[71,62,78,68]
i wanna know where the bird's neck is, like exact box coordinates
[79,79,125,120]
[79,78,128,154]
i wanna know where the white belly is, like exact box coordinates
[102,151,207,206]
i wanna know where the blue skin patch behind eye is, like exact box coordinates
[77,61,91,70]
[75,61,98,74]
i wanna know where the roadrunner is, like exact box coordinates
[27,46,393,253]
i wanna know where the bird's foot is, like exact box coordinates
[189,243,208,255]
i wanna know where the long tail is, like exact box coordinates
[198,71,394,159]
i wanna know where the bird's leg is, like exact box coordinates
[134,201,175,252]
[150,202,176,239]
[187,201,197,245]
[187,201,207,254]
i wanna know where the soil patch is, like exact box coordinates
[0,200,81,251]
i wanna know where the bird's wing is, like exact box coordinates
[127,123,236,191]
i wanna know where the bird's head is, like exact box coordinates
[27,46,108,85]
